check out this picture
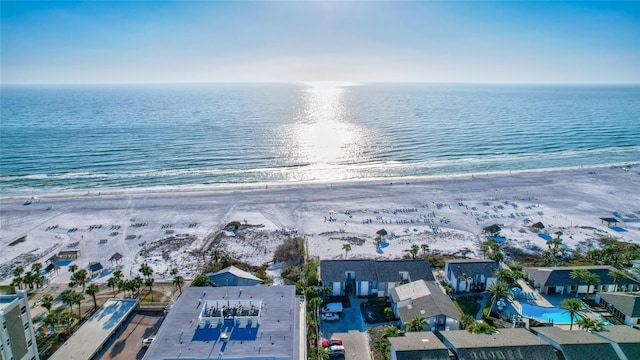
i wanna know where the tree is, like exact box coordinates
[191,274,211,287]
[459,273,472,292]
[609,269,629,291]
[68,264,78,274]
[373,338,390,360]
[309,297,323,349]
[583,272,601,295]
[170,267,178,276]
[145,277,155,301]
[73,291,84,318]
[487,281,512,313]
[61,289,78,311]
[173,275,185,296]
[421,243,429,257]
[12,266,24,289]
[72,269,89,292]
[139,262,154,278]
[112,269,123,282]
[468,321,496,334]
[570,269,590,297]
[41,295,54,313]
[107,276,120,297]
[43,312,59,333]
[561,298,583,330]
[404,316,427,332]
[384,325,403,338]
[409,244,420,259]
[211,249,222,263]
[342,243,351,259]
[59,310,77,329]
[461,314,476,330]
[86,283,100,308]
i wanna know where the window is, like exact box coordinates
[24,322,30,330]
[27,339,32,347]
[20,306,26,314]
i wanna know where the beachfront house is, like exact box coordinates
[207,266,263,287]
[444,259,499,293]
[388,332,450,360]
[595,292,640,327]
[439,328,559,360]
[533,326,619,360]
[390,279,460,331]
[319,260,433,297]
[524,265,640,296]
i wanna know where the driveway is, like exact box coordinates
[330,330,371,360]
[99,311,164,360]
[321,296,366,338]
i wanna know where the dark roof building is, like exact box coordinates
[88,262,103,274]
[320,259,433,283]
[445,259,499,279]
[391,280,460,328]
[388,332,450,360]
[533,326,619,360]
[596,292,640,326]
[440,328,559,360]
[593,325,640,359]
[524,266,640,289]
[207,266,263,287]
[142,285,303,360]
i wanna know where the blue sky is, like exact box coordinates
[1,1,638,84]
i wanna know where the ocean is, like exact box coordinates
[1,83,639,195]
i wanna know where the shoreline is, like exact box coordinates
[2,161,637,200]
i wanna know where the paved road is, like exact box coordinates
[100,311,164,360]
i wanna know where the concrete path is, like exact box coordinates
[476,293,490,320]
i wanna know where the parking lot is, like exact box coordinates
[320,297,372,360]
[100,311,164,360]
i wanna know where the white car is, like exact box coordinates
[142,338,155,347]
[328,345,345,356]
[321,312,340,321]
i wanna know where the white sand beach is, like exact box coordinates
[1,164,639,285]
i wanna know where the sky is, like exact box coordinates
[1,1,639,84]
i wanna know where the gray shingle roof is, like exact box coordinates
[534,326,619,360]
[598,292,640,317]
[393,280,460,322]
[524,266,640,288]
[441,329,559,360]
[389,332,450,360]
[593,325,640,360]
[207,266,263,286]
[446,259,499,279]
[319,260,433,283]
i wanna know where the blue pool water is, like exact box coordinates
[520,303,582,324]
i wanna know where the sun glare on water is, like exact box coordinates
[279,82,371,181]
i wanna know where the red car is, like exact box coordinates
[321,338,343,347]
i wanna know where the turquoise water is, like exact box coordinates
[1,83,639,194]
[520,303,582,324]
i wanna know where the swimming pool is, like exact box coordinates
[519,303,582,324]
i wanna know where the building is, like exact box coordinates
[0,290,39,360]
[595,292,640,328]
[207,266,263,287]
[524,266,640,295]
[533,326,619,360]
[320,260,434,297]
[439,328,559,360]
[593,325,640,359]
[444,259,499,293]
[49,299,138,360]
[390,280,460,331]
[388,332,450,360]
[142,285,304,360]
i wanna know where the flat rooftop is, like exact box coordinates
[49,299,139,360]
[0,296,17,311]
[143,285,302,360]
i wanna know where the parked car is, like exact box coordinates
[321,302,344,313]
[321,312,340,321]
[322,338,343,347]
[142,338,155,347]
[328,345,345,356]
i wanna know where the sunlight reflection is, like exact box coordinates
[281,82,371,180]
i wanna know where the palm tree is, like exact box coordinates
[145,277,155,301]
[421,243,429,257]
[22,271,35,289]
[139,262,154,278]
[72,269,89,292]
[211,248,222,263]
[583,272,601,296]
[61,289,78,311]
[86,283,100,308]
[41,295,54,313]
[561,298,583,330]
[59,310,77,329]
[468,321,496,334]
[384,325,403,338]
[112,269,123,282]
[409,244,420,259]
[609,269,629,291]
[170,267,178,277]
[459,273,472,292]
[342,243,351,259]
[460,314,476,330]
[487,281,511,313]
[73,291,84,318]
[43,312,59,333]
[132,276,144,295]
[309,296,323,348]
[404,316,427,332]
[107,276,120,297]
[68,264,78,274]
[173,275,184,296]
[570,269,590,297]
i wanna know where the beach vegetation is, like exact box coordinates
[86,283,100,308]
[384,325,403,338]
[383,306,394,320]
[274,236,305,266]
[561,298,584,330]
[408,244,420,259]
[191,274,212,287]
[41,295,54,313]
[421,243,429,256]
[480,239,505,263]
[467,321,497,334]
[173,275,184,296]
[373,337,391,360]
[404,315,427,332]
[342,243,351,259]
[425,254,445,268]
[460,314,476,330]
